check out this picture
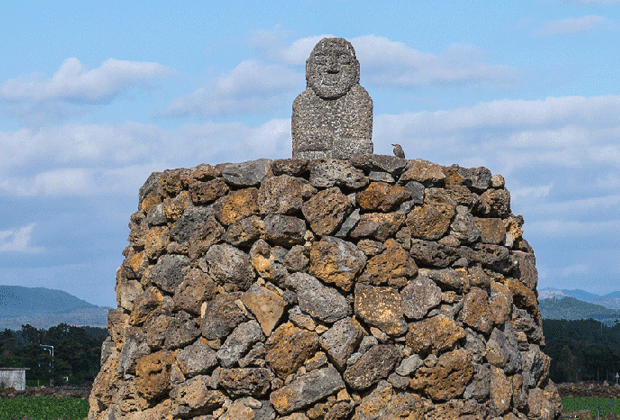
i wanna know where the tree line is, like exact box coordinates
[0,323,107,386]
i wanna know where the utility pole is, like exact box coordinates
[39,344,54,386]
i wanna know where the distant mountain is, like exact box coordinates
[539,296,620,326]
[558,289,603,302]
[539,287,620,311]
[0,285,110,330]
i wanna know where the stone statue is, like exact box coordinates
[292,38,373,159]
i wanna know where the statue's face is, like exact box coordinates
[306,38,360,99]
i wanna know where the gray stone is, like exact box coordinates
[457,166,492,192]
[309,159,368,189]
[404,181,425,204]
[285,273,351,323]
[119,327,151,375]
[343,344,401,390]
[463,363,491,401]
[302,186,352,236]
[217,320,264,368]
[512,308,544,344]
[176,339,218,377]
[173,268,217,316]
[349,212,406,242]
[450,205,481,244]
[283,245,309,272]
[368,171,394,183]
[270,365,345,415]
[146,203,167,226]
[522,344,548,388]
[401,276,442,320]
[335,208,360,238]
[169,207,216,244]
[146,254,191,294]
[139,171,162,203]
[309,235,366,291]
[349,154,408,175]
[264,214,306,247]
[170,376,226,417]
[218,368,274,398]
[354,283,407,336]
[464,329,487,364]
[319,318,364,370]
[201,292,247,340]
[486,328,521,374]
[165,311,201,350]
[258,174,314,215]
[205,244,255,290]
[395,354,423,376]
[222,159,272,187]
[420,268,462,291]
[409,239,459,268]
[100,336,115,367]
[292,38,372,160]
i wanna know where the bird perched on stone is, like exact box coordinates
[392,143,405,158]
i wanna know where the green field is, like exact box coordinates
[562,397,620,417]
[0,396,88,420]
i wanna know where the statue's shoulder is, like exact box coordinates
[350,84,371,100]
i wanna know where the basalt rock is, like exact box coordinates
[89,156,561,420]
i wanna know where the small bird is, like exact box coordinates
[392,143,405,159]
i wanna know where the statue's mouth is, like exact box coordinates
[321,74,339,86]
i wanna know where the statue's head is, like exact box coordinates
[306,38,360,99]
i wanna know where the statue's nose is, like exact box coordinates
[327,59,339,73]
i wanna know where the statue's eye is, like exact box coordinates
[314,56,328,65]
[338,55,351,65]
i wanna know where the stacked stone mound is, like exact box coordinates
[88,155,562,420]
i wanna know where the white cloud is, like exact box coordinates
[0,118,292,198]
[526,219,620,237]
[0,58,174,103]
[0,223,43,253]
[532,15,617,37]
[163,60,302,117]
[562,263,589,276]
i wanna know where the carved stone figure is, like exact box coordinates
[292,38,373,159]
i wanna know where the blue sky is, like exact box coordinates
[1,0,619,308]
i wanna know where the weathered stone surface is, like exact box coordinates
[309,236,366,292]
[400,159,446,186]
[219,368,274,398]
[126,287,162,327]
[505,278,541,324]
[400,275,442,319]
[512,308,545,345]
[405,315,465,357]
[359,239,417,288]
[357,182,411,212]
[459,287,494,335]
[264,214,306,247]
[173,268,217,315]
[119,327,151,375]
[460,243,516,274]
[489,281,513,326]
[266,322,319,379]
[258,174,314,215]
[463,363,491,402]
[135,351,176,399]
[286,273,351,323]
[475,217,505,245]
[420,268,462,291]
[189,178,229,205]
[213,188,259,226]
[456,166,492,192]
[349,153,406,174]
[205,244,254,290]
[116,279,144,312]
[354,283,406,336]
[272,158,311,177]
[343,345,400,390]
[489,366,512,416]
[350,212,405,242]
[480,188,511,217]
[409,349,474,401]
[395,354,423,377]
[270,365,345,415]
[217,320,264,368]
[176,338,218,377]
[250,239,278,280]
[302,187,352,236]
[223,215,265,247]
[242,284,287,336]
[409,239,459,268]
[450,205,481,244]
[143,226,168,260]
[522,344,550,388]
[526,381,562,420]
[164,311,201,350]
[162,190,192,222]
[201,292,247,340]
[486,328,521,374]
[292,38,372,160]
[222,159,272,187]
[513,250,538,290]
[309,159,368,189]
[407,189,456,240]
[352,381,423,420]
[356,239,385,256]
[319,318,364,371]
[284,245,309,272]
[170,376,225,417]
[145,254,190,294]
